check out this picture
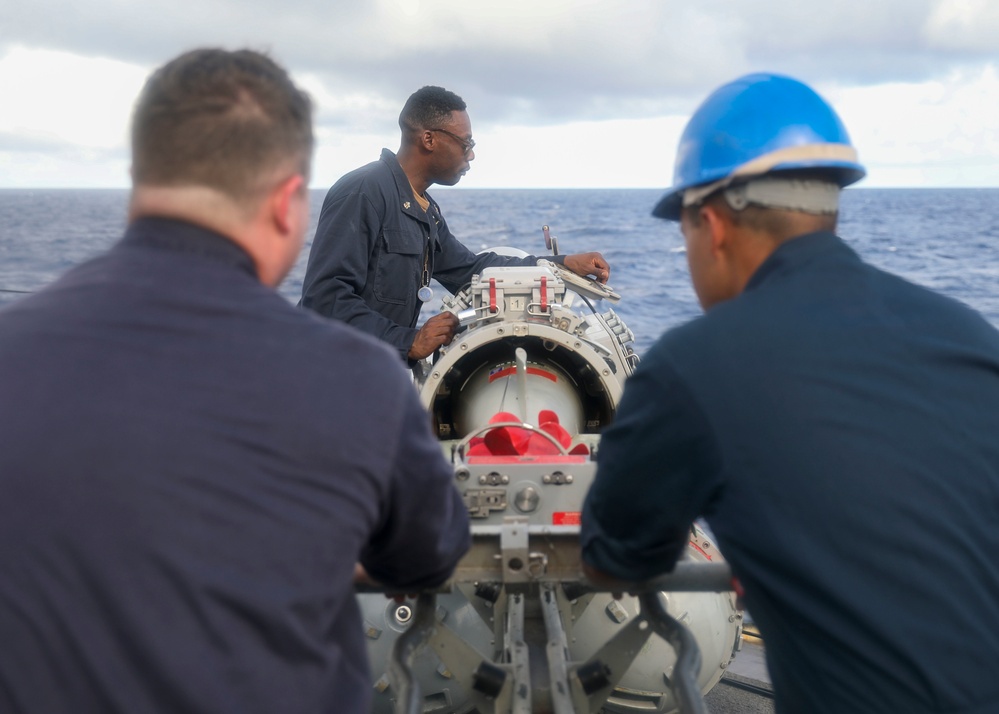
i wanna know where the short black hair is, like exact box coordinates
[398,86,467,132]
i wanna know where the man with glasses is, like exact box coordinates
[301,85,611,363]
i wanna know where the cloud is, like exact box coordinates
[0,130,69,154]
[832,64,999,187]
[5,0,998,126]
[0,0,997,187]
[0,145,129,188]
[0,46,146,146]
[924,0,999,52]
[458,115,689,189]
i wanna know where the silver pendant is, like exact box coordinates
[418,286,434,302]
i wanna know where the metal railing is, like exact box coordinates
[358,522,735,714]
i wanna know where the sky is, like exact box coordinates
[1,0,997,190]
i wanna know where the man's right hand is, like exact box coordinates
[408,311,460,360]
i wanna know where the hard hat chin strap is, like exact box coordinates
[681,142,857,212]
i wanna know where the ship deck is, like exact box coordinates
[702,628,773,714]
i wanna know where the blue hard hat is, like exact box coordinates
[652,73,866,221]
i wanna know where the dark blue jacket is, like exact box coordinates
[0,218,470,714]
[583,232,999,714]
[300,149,545,360]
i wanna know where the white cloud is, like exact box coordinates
[0,46,147,187]
[457,116,688,190]
[0,46,148,149]
[830,64,999,187]
[924,0,999,51]
[0,147,130,189]
[0,2,998,188]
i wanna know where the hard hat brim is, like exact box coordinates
[651,190,684,221]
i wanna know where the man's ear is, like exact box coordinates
[419,129,436,152]
[271,174,305,234]
[700,204,733,258]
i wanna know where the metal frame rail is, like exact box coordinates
[358,521,735,714]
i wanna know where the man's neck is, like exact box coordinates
[408,179,431,212]
[128,185,267,282]
[129,186,246,236]
[396,145,431,196]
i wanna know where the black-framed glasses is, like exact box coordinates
[428,127,475,156]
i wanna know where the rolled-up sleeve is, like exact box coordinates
[360,383,470,590]
[581,354,724,581]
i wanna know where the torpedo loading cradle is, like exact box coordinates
[359,229,742,714]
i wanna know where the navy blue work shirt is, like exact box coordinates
[300,149,555,361]
[582,231,999,714]
[0,218,470,714]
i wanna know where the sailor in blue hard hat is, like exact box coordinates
[584,71,999,714]
[649,72,866,309]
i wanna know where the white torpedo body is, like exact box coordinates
[359,230,742,714]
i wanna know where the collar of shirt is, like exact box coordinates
[120,217,258,278]
[380,148,437,225]
[745,231,858,293]
[408,179,431,213]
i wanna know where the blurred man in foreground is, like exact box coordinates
[0,48,469,714]
[582,73,999,714]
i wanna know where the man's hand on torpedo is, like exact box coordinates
[563,252,611,284]
[409,311,460,360]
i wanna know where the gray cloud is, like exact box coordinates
[0,133,127,169]
[2,0,997,133]
[0,131,70,154]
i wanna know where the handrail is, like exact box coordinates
[365,523,735,714]
[639,591,706,714]
[355,560,734,596]
[366,561,733,714]
[386,592,438,714]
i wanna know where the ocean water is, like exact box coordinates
[1,188,998,355]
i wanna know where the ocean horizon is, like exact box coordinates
[2,187,997,355]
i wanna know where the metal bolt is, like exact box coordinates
[514,486,540,513]
[605,600,628,623]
